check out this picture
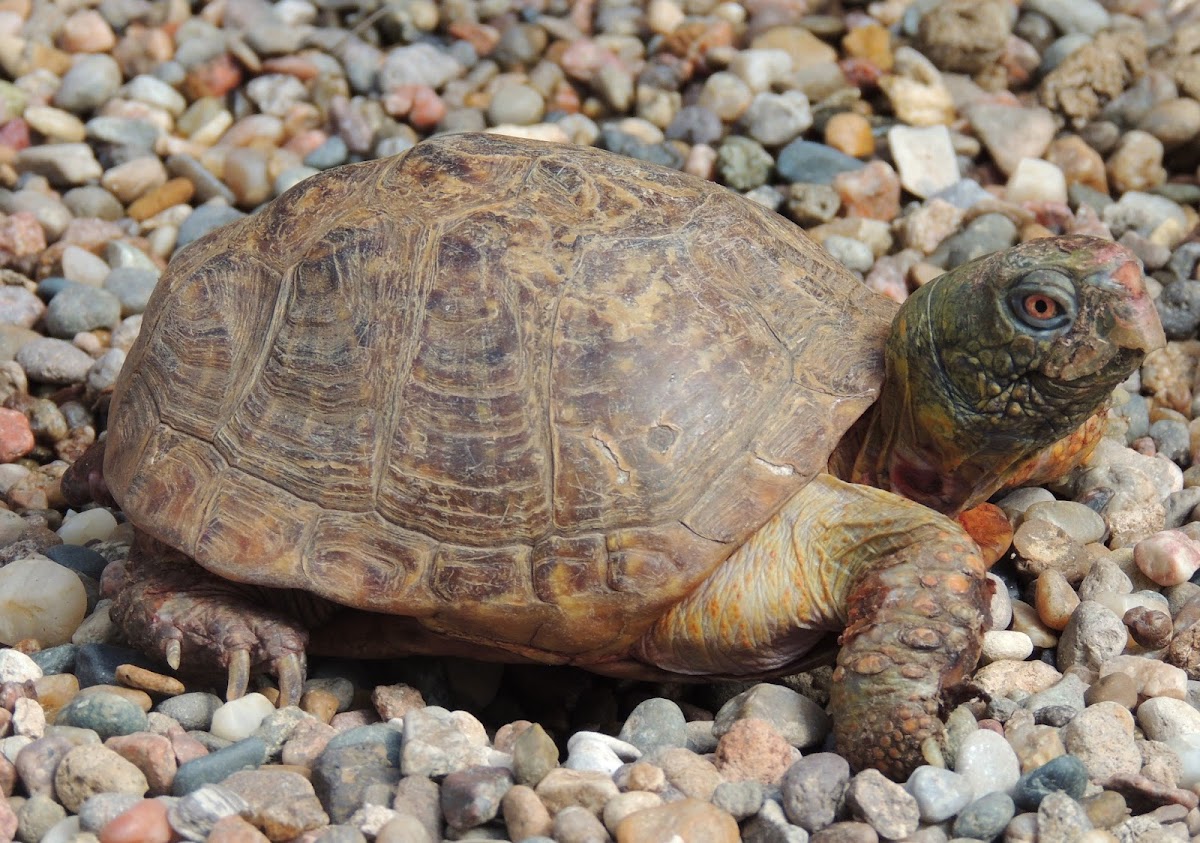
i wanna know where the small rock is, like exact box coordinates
[952,791,1016,841]
[55,743,149,813]
[713,683,831,749]
[615,797,740,843]
[781,752,850,831]
[955,728,1021,799]
[887,125,959,198]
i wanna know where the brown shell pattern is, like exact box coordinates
[105,133,896,660]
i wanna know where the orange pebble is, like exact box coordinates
[824,112,874,158]
[956,503,1013,568]
[99,798,173,843]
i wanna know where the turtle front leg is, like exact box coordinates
[634,473,989,779]
[105,530,311,705]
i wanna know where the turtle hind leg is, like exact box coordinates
[105,530,315,706]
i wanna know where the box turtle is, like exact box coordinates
[66,133,1164,778]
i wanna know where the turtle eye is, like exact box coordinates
[1008,272,1075,332]
[1023,294,1060,321]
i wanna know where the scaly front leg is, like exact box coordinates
[633,474,989,779]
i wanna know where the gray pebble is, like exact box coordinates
[440,765,513,831]
[1154,280,1200,341]
[745,799,809,843]
[929,213,1018,269]
[44,285,121,338]
[822,235,874,274]
[845,769,919,840]
[315,725,402,823]
[86,116,160,150]
[103,267,159,317]
[1057,601,1127,671]
[1024,0,1110,35]
[744,91,812,147]
[62,185,124,220]
[1012,755,1089,811]
[665,105,723,145]
[56,691,149,740]
[53,54,122,114]
[1036,790,1092,842]
[176,204,248,249]
[905,766,973,823]
[776,139,864,184]
[713,780,765,821]
[617,697,687,754]
[16,792,67,843]
[1150,418,1190,465]
[0,286,44,329]
[15,337,95,384]
[14,144,103,186]
[714,683,830,749]
[380,43,463,90]
[173,737,268,796]
[717,136,774,191]
[952,792,1015,841]
[1023,501,1107,545]
[304,136,349,170]
[168,783,251,840]
[781,752,850,831]
[487,84,544,126]
[166,153,238,204]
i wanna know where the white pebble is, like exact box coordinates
[0,557,88,647]
[981,630,1034,663]
[564,736,625,774]
[954,728,1021,800]
[566,730,641,761]
[59,245,110,286]
[1006,157,1067,204]
[209,693,276,741]
[0,734,32,764]
[987,572,1013,630]
[887,125,959,198]
[1166,733,1200,788]
[57,508,119,545]
[13,697,45,738]
[1134,530,1200,586]
[1137,696,1200,741]
[0,647,42,682]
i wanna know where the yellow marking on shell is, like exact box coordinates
[944,573,974,594]
[919,574,939,588]
[901,664,928,679]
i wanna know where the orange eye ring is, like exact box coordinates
[1023,294,1060,321]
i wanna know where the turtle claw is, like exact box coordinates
[164,638,182,671]
[275,652,305,707]
[226,649,251,700]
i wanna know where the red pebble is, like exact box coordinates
[0,408,34,463]
[99,798,173,843]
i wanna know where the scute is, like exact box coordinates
[108,133,896,659]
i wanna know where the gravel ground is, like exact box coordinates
[4,0,1200,841]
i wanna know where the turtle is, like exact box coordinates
[65,132,1165,778]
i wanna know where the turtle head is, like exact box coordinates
[865,235,1165,514]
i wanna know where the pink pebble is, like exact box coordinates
[1134,530,1200,586]
[99,798,172,843]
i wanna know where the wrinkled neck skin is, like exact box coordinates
[843,246,1150,517]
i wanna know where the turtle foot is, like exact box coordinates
[106,531,309,706]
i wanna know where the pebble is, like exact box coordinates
[1008,158,1068,205]
[315,725,401,823]
[777,139,864,184]
[781,753,850,831]
[955,729,1021,800]
[173,737,267,797]
[744,91,812,146]
[55,743,149,813]
[44,285,122,338]
[15,337,95,384]
[210,694,275,742]
[905,766,972,823]
[953,792,1016,841]
[53,55,123,114]
[618,698,687,754]
[0,556,88,646]
[616,797,740,842]
[1063,703,1142,782]
[222,769,330,839]
[1012,755,1089,810]
[716,136,773,191]
[887,125,958,199]
[713,683,830,749]
[57,691,148,739]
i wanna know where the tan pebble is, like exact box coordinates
[206,813,270,842]
[1106,130,1166,194]
[58,9,116,53]
[328,708,377,730]
[299,689,339,724]
[33,672,79,720]
[1020,222,1056,242]
[115,664,185,697]
[1045,135,1108,193]
[1010,599,1058,648]
[258,686,280,706]
[106,732,177,795]
[1034,569,1079,631]
[98,798,172,843]
[684,143,717,180]
[1085,671,1138,709]
[624,760,666,792]
[553,804,609,841]
[908,261,943,287]
[603,790,663,835]
[615,798,740,843]
[169,730,208,766]
[534,768,619,815]
[376,813,435,843]
[78,684,152,712]
[371,683,425,721]
[501,784,552,841]
[1100,654,1187,700]
[824,112,874,158]
[127,177,194,222]
[1007,723,1065,773]
[842,24,893,71]
[832,160,900,221]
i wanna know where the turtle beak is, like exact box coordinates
[1105,259,1165,355]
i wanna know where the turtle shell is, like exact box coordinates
[105,133,896,661]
